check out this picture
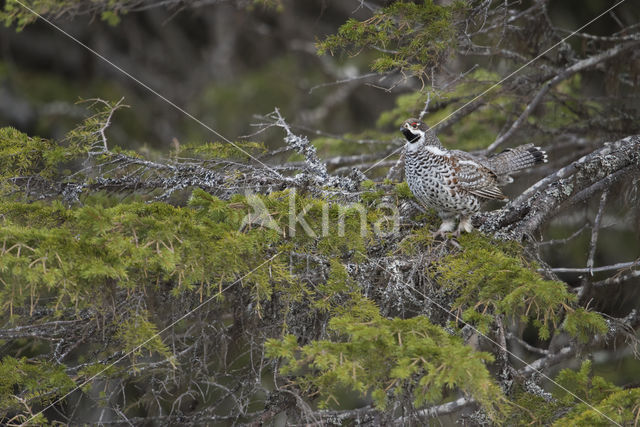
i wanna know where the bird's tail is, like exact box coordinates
[487,143,547,176]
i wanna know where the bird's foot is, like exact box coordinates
[431,229,448,240]
[432,219,456,240]
[455,217,473,237]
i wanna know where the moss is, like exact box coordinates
[551,361,640,426]
[0,200,71,228]
[393,181,414,199]
[436,234,607,341]
[360,180,384,206]
[1,0,129,30]
[563,308,608,343]
[251,188,390,262]
[553,388,640,426]
[492,353,633,425]
[266,310,506,420]
[398,224,434,255]
[312,258,360,314]
[0,191,292,312]
[554,361,619,405]
[115,310,174,366]
[510,384,565,425]
[0,126,82,181]
[0,356,75,413]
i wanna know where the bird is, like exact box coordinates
[400,118,547,237]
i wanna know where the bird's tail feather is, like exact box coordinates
[488,143,547,175]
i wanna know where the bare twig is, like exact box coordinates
[593,270,640,288]
[549,261,639,274]
[396,398,475,423]
[507,333,549,356]
[537,224,588,247]
[578,189,609,300]
[385,152,405,182]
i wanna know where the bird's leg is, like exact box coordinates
[432,216,456,239]
[454,216,473,237]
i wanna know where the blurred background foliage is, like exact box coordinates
[0,1,398,149]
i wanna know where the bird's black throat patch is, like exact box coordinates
[402,128,420,143]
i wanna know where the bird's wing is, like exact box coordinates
[450,154,507,200]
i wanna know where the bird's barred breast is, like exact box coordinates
[405,151,479,216]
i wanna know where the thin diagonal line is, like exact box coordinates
[370,256,621,426]
[12,0,283,180]
[363,0,629,175]
[24,252,282,425]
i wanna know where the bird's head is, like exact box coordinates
[400,118,430,145]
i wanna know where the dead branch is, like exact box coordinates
[479,135,640,240]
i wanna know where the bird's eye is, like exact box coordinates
[411,122,418,127]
